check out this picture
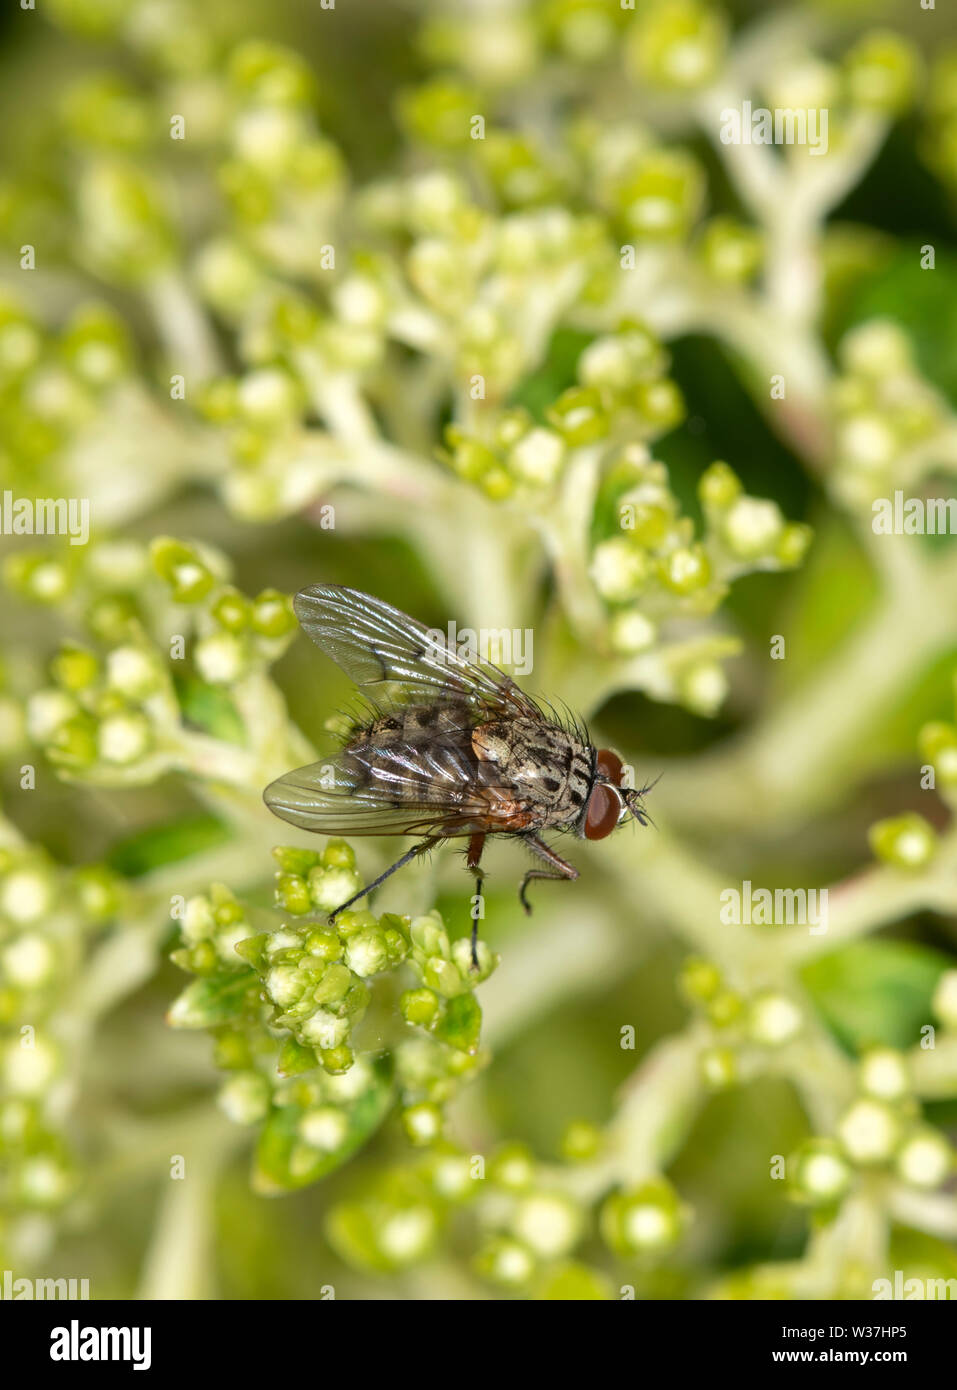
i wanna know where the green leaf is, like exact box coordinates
[166,970,258,1029]
[252,1055,394,1195]
[108,813,231,877]
[277,1037,319,1077]
[174,672,247,744]
[535,1261,615,1300]
[801,941,952,1054]
[887,1225,957,1288]
[435,993,482,1053]
[509,326,594,424]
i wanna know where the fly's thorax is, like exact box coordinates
[472,717,595,827]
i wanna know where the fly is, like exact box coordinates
[263,584,656,967]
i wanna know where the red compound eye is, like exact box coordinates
[584,782,620,840]
[596,748,623,785]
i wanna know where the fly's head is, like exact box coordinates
[580,748,657,841]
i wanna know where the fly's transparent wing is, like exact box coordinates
[264,732,530,837]
[292,584,540,717]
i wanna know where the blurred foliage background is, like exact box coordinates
[1,0,957,1300]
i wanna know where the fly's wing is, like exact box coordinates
[293,584,541,719]
[264,728,534,837]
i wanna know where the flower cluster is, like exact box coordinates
[166,849,497,1192]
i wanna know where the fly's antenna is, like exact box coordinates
[620,772,662,829]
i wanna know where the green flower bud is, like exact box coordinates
[868,813,936,870]
[608,608,658,655]
[660,544,710,594]
[78,160,176,281]
[932,970,957,1030]
[106,646,163,699]
[489,1141,535,1191]
[299,1105,350,1151]
[679,660,729,717]
[747,993,802,1047]
[51,645,100,693]
[706,988,744,1028]
[5,553,71,604]
[508,427,565,486]
[211,588,251,633]
[600,1178,687,1255]
[698,217,762,283]
[319,1044,354,1075]
[918,723,957,787]
[228,41,315,106]
[700,1045,738,1090]
[2,1034,60,1096]
[273,846,321,876]
[344,929,389,978]
[61,74,151,151]
[307,865,362,914]
[591,538,651,603]
[698,460,742,510]
[626,0,727,92]
[790,1139,853,1204]
[150,538,215,604]
[859,1047,909,1102]
[616,149,704,241]
[678,956,723,1004]
[2,932,56,988]
[73,864,122,921]
[275,873,312,915]
[895,1129,952,1190]
[251,589,297,638]
[98,710,152,765]
[303,927,343,963]
[194,631,247,685]
[512,1190,583,1258]
[631,378,685,431]
[401,987,442,1029]
[237,367,301,426]
[560,1119,603,1162]
[474,1235,536,1288]
[721,497,784,560]
[48,715,100,769]
[398,78,481,150]
[401,1101,443,1147]
[837,1098,901,1164]
[547,386,609,446]
[775,523,813,568]
[844,31,920,115]
[218,1071,270,1125]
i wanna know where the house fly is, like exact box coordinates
[263,584,655,967]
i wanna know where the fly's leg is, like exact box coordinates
[328,835,442,923]
[465,831,487,971]
[519,834,579,915]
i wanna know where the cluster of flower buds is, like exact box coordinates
[0,839,123,1231]
[791,1046,953,1207]
[5,537,298,787]
[590,449,810,713]
[166,848,496,1193]
[678,955,805,1094]
[831,321,951,511]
